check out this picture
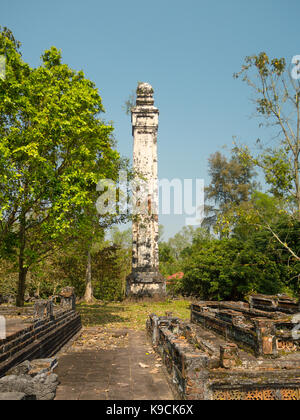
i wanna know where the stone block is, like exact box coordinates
[34,300,53,318]
[0,392,28,400]
[60,287,76,310]
[0,373,59,400]
[6,360,31,376]
[28,358,58,377]
[220,343,240,369]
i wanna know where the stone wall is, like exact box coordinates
[191,300,300,356]
[0,307,81,377]
[249,293,299,314]
[147,296,300,400]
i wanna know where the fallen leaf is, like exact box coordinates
[139,363,149,368]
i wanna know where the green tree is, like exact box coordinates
[167,226,204,259]
[181,237,286,300]
[0,28,120,306]
[204,148,256,233]
[234,52,300,221]
[159,226,210,278]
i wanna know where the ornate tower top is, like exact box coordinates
[136,82,155,106]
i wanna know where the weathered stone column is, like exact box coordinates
[59,287,76,311]
[126,83,166,298]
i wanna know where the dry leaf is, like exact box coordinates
[139,363,149,368]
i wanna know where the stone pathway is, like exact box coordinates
[55,329,174,400]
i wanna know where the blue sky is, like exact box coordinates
[2,0,299,238]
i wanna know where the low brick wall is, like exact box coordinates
[191,305,258,355]
[147,314,208,399]
[191,301,300,357]
[249,294,299,314]
[0,309,81,377]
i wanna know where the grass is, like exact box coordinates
[77,299,191,331]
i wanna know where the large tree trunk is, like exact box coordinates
[16,265,28,307]
[16,211,27,307]
[84,250,94,303]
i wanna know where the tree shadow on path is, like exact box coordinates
[77,304,130,327]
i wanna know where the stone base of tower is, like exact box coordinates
[126,270,166,299]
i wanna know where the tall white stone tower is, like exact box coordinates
[126,82,166,298]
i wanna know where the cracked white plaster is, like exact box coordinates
[131,83,159,272]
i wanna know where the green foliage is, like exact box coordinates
[77,299,191,330]
[123,82,142,115]
[159,226,210,277]
[92,244,131,301]
[234,51,300,223]
[206,149,256,208]
[163,194,299,301]
[175,232,298,300]
[204,148,256,235]
[0,28,121,305]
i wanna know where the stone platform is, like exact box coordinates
[5,318,33,338]
[147,294,300,400]
[126,270,166,298]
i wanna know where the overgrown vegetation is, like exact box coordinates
[77,299,191,330]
